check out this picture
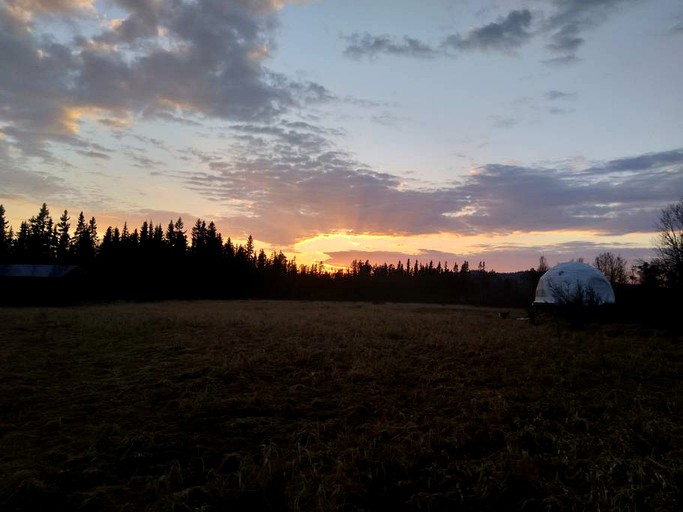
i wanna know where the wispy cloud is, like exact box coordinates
[545,90,578,101]
[489,116,520,129]
[544,0,641,63]
[442,9,533,53]
[0,139,73,200]
[343,33,439,59]
[342,1,646,64]
[76,150,110,160]
[343,10,533,60]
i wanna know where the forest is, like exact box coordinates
[0,202,677,313]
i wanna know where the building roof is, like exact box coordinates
[0,264,83,279]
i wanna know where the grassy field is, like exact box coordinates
[1,301,681,511]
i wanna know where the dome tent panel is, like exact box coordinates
[534,262,615,305]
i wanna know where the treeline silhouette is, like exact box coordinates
[0,203,543,305]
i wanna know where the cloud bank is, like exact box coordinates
[180,120,683,244]
[0,0,330,158]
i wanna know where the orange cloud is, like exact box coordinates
[6,0,94,20]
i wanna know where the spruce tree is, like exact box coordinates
[224,237,235,260]
[165,217,186,256]
[140,221,151,250]
[191,219,207,254]
[56,210,71,262]
[152,224,164,254]
[72,212,95,263]
[206,221,223,259]
[28,203,53,261]
[14,221,30,261]
[174,217,187,255]
[73,212,86,245]
[257,249,267,270]
[88,217,98,246]
[246,235,255,264]
[100,227,114,258]
[129,228,139,246]
[0,204,8,262]
[165,220,175,246]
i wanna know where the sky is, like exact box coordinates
[1,0,682,272]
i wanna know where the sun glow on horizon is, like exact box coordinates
[289,229,657,272]
[0,195,659,274]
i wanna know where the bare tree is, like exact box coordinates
[537,255,549,273]
[594,252,627,284]
[548,280,602,306]
[655,199,683,289]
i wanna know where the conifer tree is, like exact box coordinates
[120,222,131,253]
[6,227,13,258]
[56,210,71,262]
[14,221,30,261]
[0,204,8,261]
[72,212,96,262]
[224,237,235,260]
[28,203,54,261]
[246,235,255,263]
[88,217,98,246]
[191,219,207,254]
[167,217,187,255]
[206,221,223,259]
[272,251,287,274]
[99,227,114,259]
[129,228,139,246]
[257,248,267,270]
[140,220,151,250]
[73,212,86,245]
[174,217,186,252]
[165,220,175,246]
[152,224,164,250]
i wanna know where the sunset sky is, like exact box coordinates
[1,0,682,271]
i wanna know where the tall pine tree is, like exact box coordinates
[28,203,54,262]
[0,204,8,262]
[56,210,71,262]
[72,212,96,263]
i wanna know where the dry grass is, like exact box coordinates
[0,300,681,511]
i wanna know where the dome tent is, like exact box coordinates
[534,262,615,305]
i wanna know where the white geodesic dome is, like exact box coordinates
[534,262,615,305]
